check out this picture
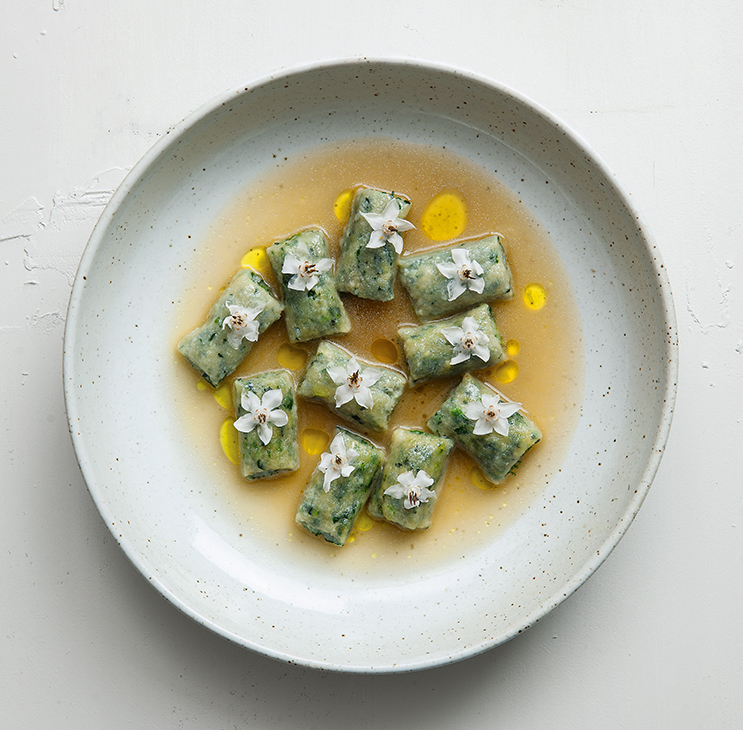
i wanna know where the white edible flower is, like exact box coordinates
[317,432,359,492]
[282,244,334,292]
[361,199,415,255]
[222,304,263,349]
[463,392,522,437]
[233,389,289,445]
[441,316,491,365]
[326,357,382,410]
[436,248,485,301]
[384,469,435,510]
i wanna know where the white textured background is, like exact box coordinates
[2,1,741,727]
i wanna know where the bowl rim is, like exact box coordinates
[63,56,679,673]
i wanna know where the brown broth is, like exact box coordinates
[171,138,584,570]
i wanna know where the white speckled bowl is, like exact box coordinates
[63,58,677,672]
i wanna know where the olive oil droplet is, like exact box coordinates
[420,189,468,240]
[277,343,307,370]
[470,466,491,490]
[524,283,547,310]
[371,338,398,363]
[242,246,270,275]
[220,418,240,465]
[494,360,519,383]
[213,382,233,410]
[301,428,330,455]
[506,339,520,357]
[333,188,354,222]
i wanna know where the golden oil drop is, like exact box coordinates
[301,428,330,455]
[506,339,520,357]
[355,511,376,533]
[371,338,398,364]
[333,188,354,222]
[241,246,270,275]
[276,342,307,370]
[220,418,240,465]
[420,189,468,240]
[494,359,519,383]
[212,382,233,411]
[524,283,547,310]
[470,466,492,490]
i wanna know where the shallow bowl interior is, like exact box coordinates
[64,58,677,672]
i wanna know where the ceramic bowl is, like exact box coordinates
[63,58,677,672]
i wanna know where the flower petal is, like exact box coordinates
[269,408,288,428]
[436,261,458,279]
[473,417,494,436]
[315,258,334,273]
[361,212,387,229]
[233,413,257,433]
[328,433,346,457]
[261,389,284,411]
[412,470,434,489]
[450,350,471,365]
[462,401,485,421]
[361,366,382,388]
[303,274,319,291]
[365,230,386,249]
[395,219,415,232]
[446,277,467,301]
[383,482,408,500]
[498,401,522,419]
[382,199,402,220]
[468,276,485,295]
[451,248,470,267]
[257,421,273,445]
[493,417,510,437]
[243,391,262,413]
[326,364,349,386]
[287,274,307,291]
[389,232,404,255]
[473,343,490,362]
[226,329,243,349]
[282,253,302,276]
[461,317,478,333]
[441,326,464,346]
[353,385,374,410]
[322,470,336,492]
[334,383,355,407]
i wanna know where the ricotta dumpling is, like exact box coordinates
[297,340,407,433]
[398,234,513,320]
[232,369,300,481]
[398,303,505,385]
[336,187,413,301]
[427,373,541,484]
[266,228,351,343]
[367,428,453,531]
[295,427,385,546]
[177,267,283,387]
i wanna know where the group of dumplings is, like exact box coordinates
[178,186,541,546]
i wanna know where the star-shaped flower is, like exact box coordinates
[384,469,435,510]
[233,389,289,445]
[326,357,382,410]
[462,392,522,437]
[222,304,263,349]
[441,316,491,365]
[361,199,415,255]
[436,248,485,301]
[317,432,359,492]
[281,244,334,292]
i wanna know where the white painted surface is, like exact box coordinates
[1,0,741,726]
